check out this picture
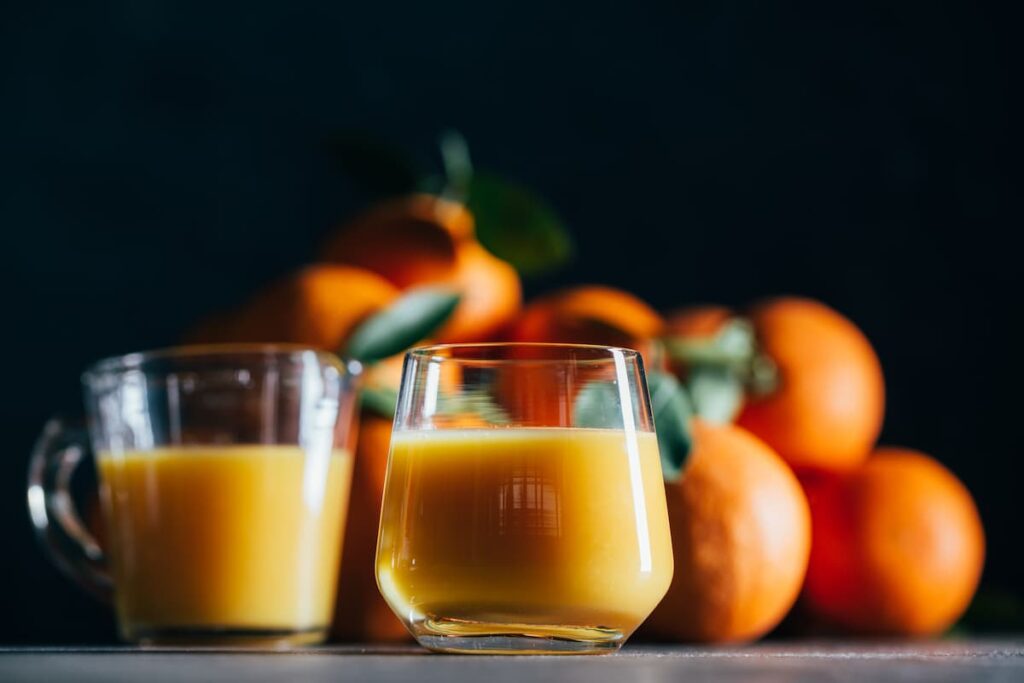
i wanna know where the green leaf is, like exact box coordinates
[689,366,744,424]
[714,319,757,359]
[664,319,755,369]
[467,173,573,276]
[646,370,693,481]
[663,317,779,399]
[344,286,461,364]
[573,381,622,428]
[328,134,419,198]
[361,385,399,419]
[439,129,473,200]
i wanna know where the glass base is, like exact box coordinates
[126,625,327,648]
[411,617,625,655]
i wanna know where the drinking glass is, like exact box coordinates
[28,345,361,646]
[375,343,673,654]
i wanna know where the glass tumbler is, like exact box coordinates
[375,343,673,654]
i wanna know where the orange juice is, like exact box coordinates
[97,445,352,643]
[376,428,672,642]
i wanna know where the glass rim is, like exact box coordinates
[81,343,359,382]
[407,342,642,365]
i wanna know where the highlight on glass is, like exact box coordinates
[375,343,673,654]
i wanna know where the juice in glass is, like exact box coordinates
[98,445,352,642]
[376,427,672,647]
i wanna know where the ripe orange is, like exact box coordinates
[737,297,884,473]
[498,288,663,425]
[434,241,522,343]
[331,413,411,642]
[644,420,811,643]
[321,194,521,342]
[186,265,399,350]
[320,194,472,288]
[801,448,985,635]
[507,285,664,355]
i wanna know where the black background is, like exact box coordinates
[1,2,1020,643]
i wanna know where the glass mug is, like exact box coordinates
[375,343,673,654]
[27,345,361,646]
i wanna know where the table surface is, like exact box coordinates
[1,640,1022,683]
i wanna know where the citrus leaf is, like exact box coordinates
[714,319,757,359]
[361,385,399,419]
[689,366,744,424]
[664,319,754,369]
[439,129,473,200]
[344,286,460,364]
[467,173,573,275]
[647,370,693,481]
[573,380,622,428]
[328,134,419,198]
[663,337,734,367]
[663,317,779,399]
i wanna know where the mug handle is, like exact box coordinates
[27,417,113,601]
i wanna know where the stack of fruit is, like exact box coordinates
[646,299,985,641]
[189,138,985,644]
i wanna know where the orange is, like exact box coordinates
[186,265,398,350]
[736,297,884,473]
[644,420,811,643]
[331,413,411,642]
[801,448,985,635]
[501,286,664,424]
[507,285,664,355]
[322,194,521,343]
[434,241,522,343]
[360,352,407,394]
[320,194,472,288]
[497,285,663,427]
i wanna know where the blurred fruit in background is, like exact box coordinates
[644,419,810,643]
[331,414,409,642]
[431,241,521,343]
[321,194,522,343]
[500,285,665,425]
[508,285,664,349]
[188,265,398,348]
[321,194,472,288]
[801,448,985,636]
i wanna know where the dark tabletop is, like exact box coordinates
[1,640,1022,683]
